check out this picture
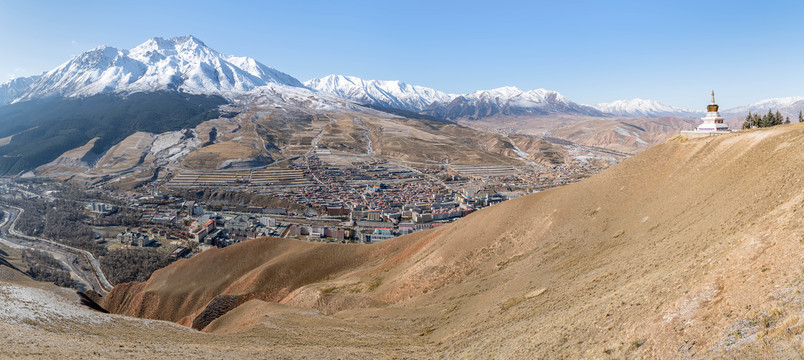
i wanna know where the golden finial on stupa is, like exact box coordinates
[707,90,719,112]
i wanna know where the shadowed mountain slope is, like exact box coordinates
[101,124,804,358]
[0,92,228,175]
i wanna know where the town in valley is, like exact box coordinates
[1,145,614,265]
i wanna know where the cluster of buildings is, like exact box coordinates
[348,189,504,223]
[288,225,347,241]
[273,180,447,214]
[128,174,510,246]
[223,214,277,242]
[295,157,419,183]
[116,230,159,247]
[178,211,281,248]
[121,155,613,249]
[90,154,615,252]
[111,197,284,251]
[273,157,446,211]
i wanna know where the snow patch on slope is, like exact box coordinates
[246,83,349,113]
[614,126,649,146]
[150,130,202,162]
[0,284,108,326]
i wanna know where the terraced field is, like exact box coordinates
[448,164,521,178]
[167,168,309,187]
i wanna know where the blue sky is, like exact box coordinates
[1,0,803,109]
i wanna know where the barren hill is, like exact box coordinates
[455,113,699,154]
[547,116,698,153]
[91,124,804,357]
[0,260,428,359]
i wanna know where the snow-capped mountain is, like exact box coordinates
[722,96,804,119]
[423,86,604,119]
[594,98,698,118]
[305,75,453,112]
[13,35,302,103]
[0,75,41,106]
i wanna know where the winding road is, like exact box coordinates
[0,205,113,294]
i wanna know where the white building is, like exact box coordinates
[258,216,276,227]
[683,91,731,136]
[87,202,116,215]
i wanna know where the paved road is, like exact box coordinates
[0,205,113,294]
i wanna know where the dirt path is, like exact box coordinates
[353,116,374,156]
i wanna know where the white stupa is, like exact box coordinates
[693,91,730,133]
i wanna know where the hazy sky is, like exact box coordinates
[2,0,803,109]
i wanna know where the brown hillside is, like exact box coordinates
[0,263,429,359]
[100,235,417,325]
[102,124,804,358]
[547,116,698,153]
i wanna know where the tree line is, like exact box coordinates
[742,110,792,129]
[99,248,175,285]
[8,197,102,256]
[21,249,79,289]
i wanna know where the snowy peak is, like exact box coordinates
[13,35,303,103]
[305,74,453,112]
[424,86,604,119]
[595,98,697,118]
[306,77,604,119]
[0,75,41,106]
[128,35,217,63]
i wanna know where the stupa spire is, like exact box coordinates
[707,91,719,113]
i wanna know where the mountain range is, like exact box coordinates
[594,98,698,118]
[1,35,803,177]
[0,35,696,119]
[422,86,606,119]
[304,77,609,119]
[5,35,803,122]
